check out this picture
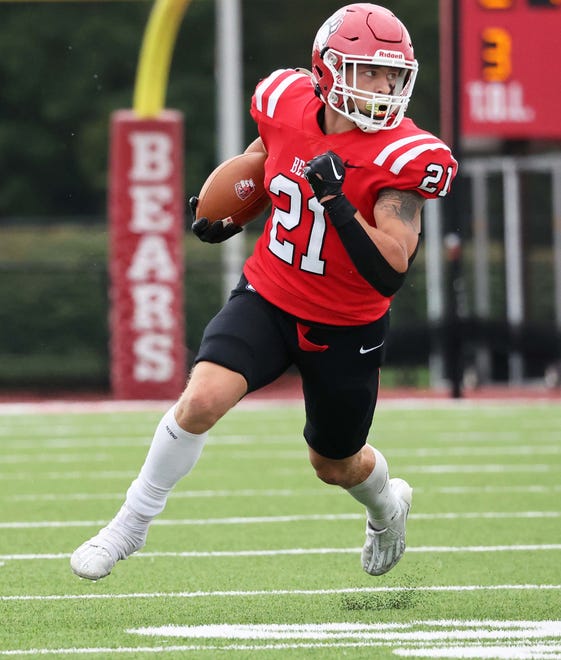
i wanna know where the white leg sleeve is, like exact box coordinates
[346,446,399,529]
[125,404,207,518]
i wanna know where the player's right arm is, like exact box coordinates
[244,137,267,155]
[191,138,267,244]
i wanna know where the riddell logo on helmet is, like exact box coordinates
[375,50,405,61]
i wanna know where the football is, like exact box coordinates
[196,151,270,227]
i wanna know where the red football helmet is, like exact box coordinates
[311,3,418,132]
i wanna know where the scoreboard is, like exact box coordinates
[460,0,561,139]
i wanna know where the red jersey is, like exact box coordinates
[243,69,458,326]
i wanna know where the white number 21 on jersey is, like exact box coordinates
[267,173,327,275]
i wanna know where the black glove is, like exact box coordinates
[189,196,243,244]
[303,151,346,201]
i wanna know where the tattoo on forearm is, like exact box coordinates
[377,189,424,228]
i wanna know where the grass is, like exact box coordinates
[1,400,561,658]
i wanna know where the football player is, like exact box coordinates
[72,3,457,580]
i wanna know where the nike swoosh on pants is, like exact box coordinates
[359,340,384,354]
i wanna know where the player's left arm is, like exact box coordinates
[357,188,424,273]
[304,151,426,296]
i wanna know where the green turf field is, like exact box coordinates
[1,400,560,658]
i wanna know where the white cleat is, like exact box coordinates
[70,540,117,581]
[361,477,412,576]
[70,505,149,581]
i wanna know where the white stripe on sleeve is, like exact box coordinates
[264,73,308,118]
[373,134,431,166]
[389,143,452,174]
[254,69,290,113]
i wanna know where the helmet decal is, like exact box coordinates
[314,9,345,52]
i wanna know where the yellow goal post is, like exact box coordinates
[133,0,192,118]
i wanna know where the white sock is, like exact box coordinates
[124,404,207,519]
[347,446,399,529]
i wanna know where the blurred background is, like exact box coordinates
[0,0,559,395]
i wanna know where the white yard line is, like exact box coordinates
[0,470,138,481]
[0,463,555,481]
[4,488,334,502]
[0,643,411,656]
[0,435,294,448]
[4,484,561,503]
[130,619,561,640]
[0,453,111,465]
[2,584,561,603]
[426,485,561,494]
[394,646,561,659]
[403,464,553,473]
[0,397,559,416]
[2,444,561,460]
[2,643,561,657]
[4,589,561,659]
[2,544,561,562]
[2,641,561,658]
[1,510,559,529]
